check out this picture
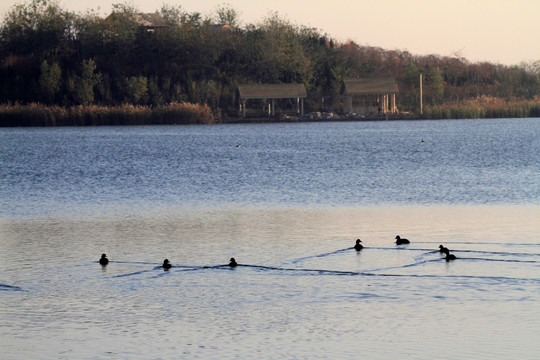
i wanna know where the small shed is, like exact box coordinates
[343,77,399,116]
[238,83,307,118]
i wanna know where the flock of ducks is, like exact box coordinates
[355,235,457,261]
[98,235,457,268]
[99,254,238,268]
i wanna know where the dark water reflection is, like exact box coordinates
[1,118,538,218]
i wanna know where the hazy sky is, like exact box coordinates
[1,0,539,65]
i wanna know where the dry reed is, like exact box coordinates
[0,102,215,127]
[424,96,540,119]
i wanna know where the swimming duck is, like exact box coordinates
[439,245,449,253]
[395,235,410,245]
[354,239,364,251]
[442,248,456,261]
[99,254,109,266]
[228,258,238,267]
[162,259,172,269]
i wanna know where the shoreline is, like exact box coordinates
[226,113,425,124]
[2,114,538,127]
[1,102,538,127]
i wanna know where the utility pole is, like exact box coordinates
[420,73,423,115]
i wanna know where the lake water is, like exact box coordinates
[1,118,539,359]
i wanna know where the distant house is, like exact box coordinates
[238,83,307,118]
[105,12,168,33]
[343,77,399,116]
[132,13,168,32]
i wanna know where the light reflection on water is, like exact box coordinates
[1,205,540,359]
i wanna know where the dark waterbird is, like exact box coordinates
[354,239,364,251]
[229,258,238,267]
[99,254,109,266]
[162,259,172,269]
[395,235,410,245]
[439,245,449,253]
[442,248,457,261]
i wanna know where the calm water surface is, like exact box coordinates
[1,118,539,359]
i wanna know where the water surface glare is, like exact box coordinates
[1,118,539,359]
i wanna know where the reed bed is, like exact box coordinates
[0,102,215,127]
[1,98,539,126]
[424,97,540,120]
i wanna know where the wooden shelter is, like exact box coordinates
[238,83,307,118]
[343,77,399,116]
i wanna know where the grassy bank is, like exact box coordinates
[424,97,540,120]
[2,98,539,127]
[0,102,215,127]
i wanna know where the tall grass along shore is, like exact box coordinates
[0,102,215,127]
[424,96,540,120]
[1,97,539,127]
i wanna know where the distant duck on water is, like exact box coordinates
[162,259,172,269]
[99,254,109,266]
[442,248,457,261]
[354,239,364,251]
[229,258,238,267]
[395,235,410,245]
[439,245,449,253]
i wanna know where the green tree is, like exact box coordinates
[101,3,139,60]
[0,0,74,57]
[403,62,420,89]
[39,60,61,103]
[402,62,420,111]
[123,76,148,104]
[215,4,240,27]
[68,59,99,104]
[148,76,165,106]
[158,4,185,27]
[72,9,106,60]
[255,12,312,83]
[430,68,444,104]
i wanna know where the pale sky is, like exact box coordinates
[1,0,539,65]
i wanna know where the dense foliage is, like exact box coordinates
[1,0,539,117]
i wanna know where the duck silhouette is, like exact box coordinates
[162,259,172,269]
[228,258,238,267]
[395,235,410,245]
[99,254,109,266]
[442,248,456,261]
[439,245,449,253]
[354,239,364,251]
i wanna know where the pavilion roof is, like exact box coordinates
[238,84,307,99]
[343,77,399,95]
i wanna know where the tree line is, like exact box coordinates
[1,0,539,117]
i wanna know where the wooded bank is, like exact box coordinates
[1,0,539,124]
